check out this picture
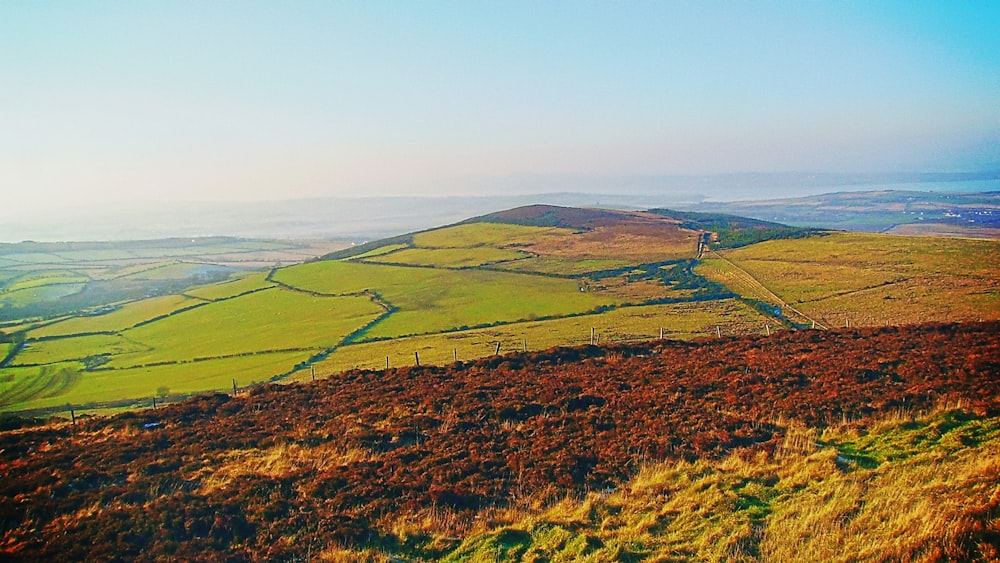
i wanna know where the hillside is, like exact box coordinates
[1,321,998,561]
[2,205,998,417]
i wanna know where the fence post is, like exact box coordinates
[495,342,502,356]
[232,378,238,395]
[311,365,315,381]
[69,405,75,425]
[414,351,420,366]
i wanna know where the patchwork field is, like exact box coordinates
[2,206,997,416]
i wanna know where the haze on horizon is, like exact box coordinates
[2,1,999,218]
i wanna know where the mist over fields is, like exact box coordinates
[3,172,997,243]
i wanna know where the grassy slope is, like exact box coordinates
[439,410,999,562]
[699,233,1000,327]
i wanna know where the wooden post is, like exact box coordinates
[454,348,458,363]
[232,378,238,395]
[766,324,771,336]
[495,342,502,356]
[311,365,315,381]
[812,320,816,329]
[152,396,157,409]
[69,405,75,425]
[522,339,527,352]
[414,351,420,366]
[716,326,721,338]
[591,327,595,345]
[660,327,664,340]
[596,333,601,345]
[386,356,390,370]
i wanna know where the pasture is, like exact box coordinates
[3,214,995,416]
[303,299,767,376]
[706,233,1000,327]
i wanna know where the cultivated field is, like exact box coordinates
[3,208,996,416]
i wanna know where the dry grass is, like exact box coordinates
[424,408,1000,562]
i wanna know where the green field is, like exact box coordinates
[29,294,201,338]
[3,214,996,416]
[363,246,530,268]
[1,351,310,411]
[303,299,767,377]
[108,288,382,367]
[274,260,618,340]
[11,334,148,367]
[183,271,275,301]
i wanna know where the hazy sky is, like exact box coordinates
[2,1,998,213]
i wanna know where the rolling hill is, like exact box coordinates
[2,205,998,417]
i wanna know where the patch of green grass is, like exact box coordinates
[109,288,381,367]
[0,363,82,408]
[3,270,91,292]
[183,271,275,301]
[307,299,766,376]
[348,243,410,260]
[1,351,310,411]
[364,246,530,268]
[11,334,147,367]
[273,261,617,341]
[0,283,87,307]
[28,294,201,338]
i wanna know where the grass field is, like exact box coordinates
[11,334,148,367]
[1,351,310,411]
[4,216,996,416]
[363,246,530,268]
[706,233,1000,326]
[273,260,620,340]
[183,271,275,301]
[302,299,767,377]
[107,288,382,367]
[28,294,202,338]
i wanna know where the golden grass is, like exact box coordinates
[423,408,1000,562]
[701,233,1000,327]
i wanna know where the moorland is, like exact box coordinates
[1,321,997,561]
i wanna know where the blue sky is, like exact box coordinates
[1,1,998,211]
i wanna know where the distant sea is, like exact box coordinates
[2,175,997,243]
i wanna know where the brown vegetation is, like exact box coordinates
[1,321,998,561]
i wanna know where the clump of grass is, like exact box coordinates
[408,408,1000,562]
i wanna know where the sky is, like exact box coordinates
[1,1,998,214]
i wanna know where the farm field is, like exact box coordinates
[700,232,1000,327]
[3,206,998,416]
[304,299,766,376]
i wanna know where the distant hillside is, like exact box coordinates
[464,204,634,230]
[2,321,997,561]
[684,190,1000,236]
